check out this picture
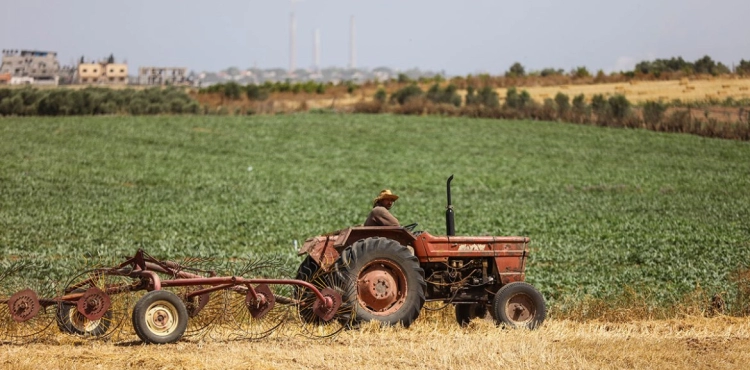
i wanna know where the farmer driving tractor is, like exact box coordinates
[364,189,400,226]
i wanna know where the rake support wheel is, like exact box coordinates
[132,290,188,344]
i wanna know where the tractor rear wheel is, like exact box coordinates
[336,237,425,327]
[454,303,488,327]
[132,290,188,344]
[491,282,546,329]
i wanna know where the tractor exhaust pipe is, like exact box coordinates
[446,174,455,236]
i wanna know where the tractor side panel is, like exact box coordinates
[496,256,526,284]
[414,233,528,259]
[414,232,529,283]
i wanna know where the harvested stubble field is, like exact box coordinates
[1,114,750,368]
[493,77,750,104]
[2,315,750,370]
[192,77,750,112]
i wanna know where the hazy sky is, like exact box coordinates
[2,0,749,75]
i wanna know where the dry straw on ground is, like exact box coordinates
[3,312,750,370]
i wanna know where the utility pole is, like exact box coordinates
[289,10,296,74]
[313,28,320,72]
[349,15,356,70]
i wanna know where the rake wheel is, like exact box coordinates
[294,267,355,339]
[1,288,56,343]
[56,269,134,339]
[180,285,225,340]
[224,284,288,341]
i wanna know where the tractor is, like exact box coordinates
[296,175,546,329]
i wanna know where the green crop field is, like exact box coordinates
[1,114,749,311]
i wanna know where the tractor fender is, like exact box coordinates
[299,226,418,271]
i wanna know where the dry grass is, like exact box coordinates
[190,77,750,115]
[3,312,750,370]
[488,77,750,104]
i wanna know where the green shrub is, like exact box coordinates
[591,94,608,114]
[185,101,200,114]
[37,90,71,116]
[466,86,499,108]
[737,59,750,76]
[374,88,387,103]
[223,82,242,100]
[246,85,269,101]
[390,84,423,105]
[642,101,667,125]
[503,87,529,110]
[346,82,358,94]
[541,98,557,120]
[572,94,586,111]
[571,66,591,78]
[129,99,147,115]
[425,83,461,107]
[540,68,565,77]
[554,92,570,119]
[146,103,164,115]
[608,95,631,120]
[506,62,526,77]
[0,95,24,115]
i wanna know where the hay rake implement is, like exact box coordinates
[0,249,350,344]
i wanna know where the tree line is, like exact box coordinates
[0,87,199,116]
[354,83,750,141]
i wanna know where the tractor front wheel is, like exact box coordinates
[491,282,546,329]
[336,237,425,327]
[132,290,188,344]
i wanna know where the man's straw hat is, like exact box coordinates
[373,189,399,206]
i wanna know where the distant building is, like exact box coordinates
[57,66,77,85]
[138,67,190,85]
[77,61,128,84]
[0,73,10,85]
[0,49,60,85]
[10,76,34,85]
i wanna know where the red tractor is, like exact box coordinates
[296,175,546,329]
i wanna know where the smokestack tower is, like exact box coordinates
[349,15,356,69]
[313,28,320,71]
[289,11,296,73]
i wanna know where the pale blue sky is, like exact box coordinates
[2,0,749,75]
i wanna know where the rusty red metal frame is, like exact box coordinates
[3,249,342,323]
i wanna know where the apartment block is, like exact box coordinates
[78,62,128,84]
[138,67,189,85]
[0,49,60,85]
